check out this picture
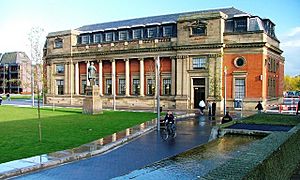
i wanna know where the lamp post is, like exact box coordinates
[224,66,227,115]
[156,56,160,131]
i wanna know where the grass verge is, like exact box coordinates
[0,106,156,163]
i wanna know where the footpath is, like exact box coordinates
[0,111,194,179]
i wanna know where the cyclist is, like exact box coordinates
[164,110,175,135]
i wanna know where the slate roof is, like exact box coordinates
[77,7,247,32]
[0,52,30,65]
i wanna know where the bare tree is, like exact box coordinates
[28,26,45,142]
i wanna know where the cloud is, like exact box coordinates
[279,26,300,76]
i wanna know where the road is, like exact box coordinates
[14,116,216,180]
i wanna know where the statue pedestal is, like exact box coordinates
[82,85,103,115]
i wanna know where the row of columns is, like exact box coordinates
[50,57,176,96]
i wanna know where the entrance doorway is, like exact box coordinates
[193,78,206,108]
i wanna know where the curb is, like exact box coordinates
[0,113,196,179]
[0,125,156,179]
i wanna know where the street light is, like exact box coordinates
[224,66,227,115]
[156,56,160,131]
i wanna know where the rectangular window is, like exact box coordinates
[133,29,142,39]
[192,57,207,69]
[234,19,247,32]
[163,79,171,95]
[94,34,102,43]
[163,26,172,37]
[81,35,90,44]
[147,79,155,95]
[119,30,128,41]
[81,80,87,94]
[147,27,157,38]
[106,79,112,95]
[235,79,245,99]
[57,80,64,95]
[118,79,125,95]
[56,64,64,74]
[105,32,113,42]
[132,79,140,95]
[191,26,206,36]
[54,39,63,48]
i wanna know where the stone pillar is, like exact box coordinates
[98,60,103,96]
[176,57,183,96]
[51,63,55,94]
[74,62,79,95]
[171,57,176,96]
[139,58,144,96]
[86,61,90,86]
[64,63,69,94]
[182,56,188,96]
[69,62,74,95]
[46,63,51,95]
[125,58,130,96]
[208,56,216,98]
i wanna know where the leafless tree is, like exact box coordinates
[28,26,45,142]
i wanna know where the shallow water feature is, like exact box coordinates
[115,134,264,179]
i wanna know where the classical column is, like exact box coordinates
[125,58,130,96]
[69,62,74,95]
[51,63,55,94]
[74,62,79,95]
[182,56,188,96]
[64,63,69,94]
[139,58,144,96]
[111,59,116,110]
[176,57,183,96]
[171,57,176,96]
[46,63,51,94]
[86,61,90,86]
[98,60,103,95]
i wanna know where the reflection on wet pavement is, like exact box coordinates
[116,135,263,179]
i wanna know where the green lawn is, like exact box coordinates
[0,106,156,163]
[239,113,300,126]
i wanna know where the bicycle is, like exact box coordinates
[160,121,176,140]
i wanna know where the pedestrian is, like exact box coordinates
[0,95,2,105]
[255,101,263,113]
[199,100,206,115]
[221,111,233,124]
[212,101,216,116]
[6,93,10,101]
[296,100,300,115]
[207,100,212,116]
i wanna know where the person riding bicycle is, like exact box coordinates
[164,110,175,134]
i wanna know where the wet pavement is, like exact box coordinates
[12,115,222,180]
[115,135,262,179]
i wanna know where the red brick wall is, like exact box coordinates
[161,57,171,72]
[224,53,264,99]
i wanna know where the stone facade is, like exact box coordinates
[43,7,284,112]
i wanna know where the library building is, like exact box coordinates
[43,7,284,111]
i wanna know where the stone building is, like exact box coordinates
[0,52,32,94]
[43,7,284,111]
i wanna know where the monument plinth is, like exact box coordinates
[82,85,103,115]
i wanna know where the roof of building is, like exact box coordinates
[0,52,30,65]
[77,7,247,32]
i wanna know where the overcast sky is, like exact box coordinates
[0,0,299,75]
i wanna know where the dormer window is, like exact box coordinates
[94,34,103,43]
[163,26,173,37]
[147,27,157,38]
[234,18,247,32]
[190,20,207,36]
[81,35,90,44]
[105,32,113,42]
[54,38,63,48]
[119,30,128,41]
[133,29,143,39]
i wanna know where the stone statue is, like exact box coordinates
[88,62,97,85]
